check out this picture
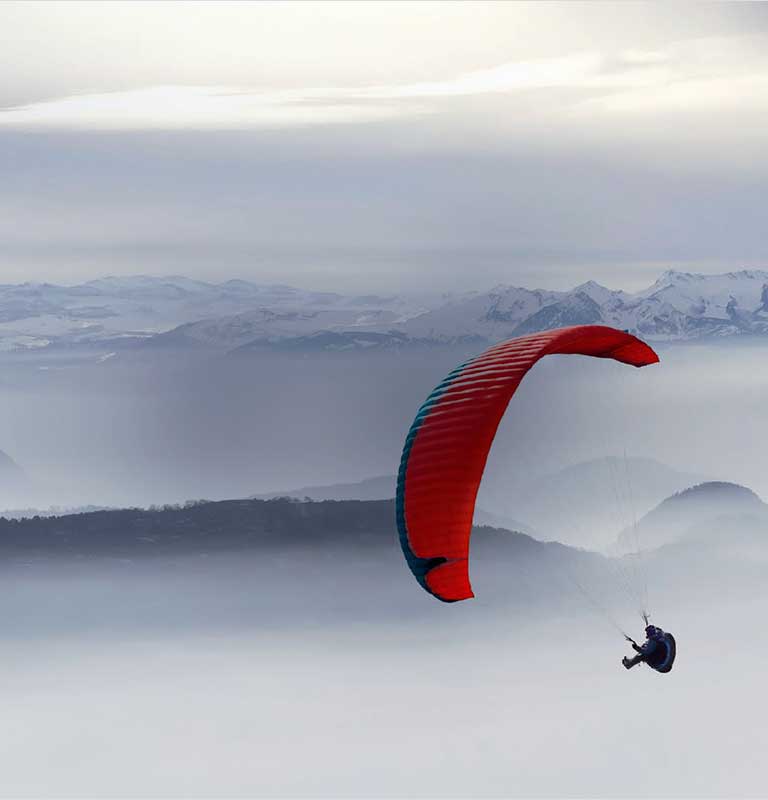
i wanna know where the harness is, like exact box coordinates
[646,633,676,673]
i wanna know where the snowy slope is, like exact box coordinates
[397,270,768,346]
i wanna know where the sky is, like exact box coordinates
[2,1,768,291]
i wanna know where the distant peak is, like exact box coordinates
[574,279,605,290]
[668,481,763,505]
[571,279,618,298]
[488,283,542,294]
[655,269,697,285]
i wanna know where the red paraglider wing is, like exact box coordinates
[396,325,659,602]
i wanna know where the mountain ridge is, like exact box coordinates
[153,268,768,352]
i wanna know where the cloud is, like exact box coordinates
[0,50,677,130]
[575,73,768,117]
[0,85,417,130]
[3,35,767,133]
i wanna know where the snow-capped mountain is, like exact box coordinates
[0,276,443,352]
[169,269,768,352]
[425,269,768,344]
[395,270,768,346]
[2,269,768,353]
[628,270,768,338]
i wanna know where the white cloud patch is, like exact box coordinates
[0,85,416,130]
[4,36,767,132]
[576,73,768,117]
[0,50,678,130]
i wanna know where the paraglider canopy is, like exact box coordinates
[396,324,660,603]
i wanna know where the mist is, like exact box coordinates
[0,339,765,515]
[1,510,766,798]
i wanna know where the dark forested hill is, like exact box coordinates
[2,494,767,638]
[0,497,401,558]
[0,497,596,634]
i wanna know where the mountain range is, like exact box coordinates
[164,269,768,352]
[2,269,768,353]
[0,276,444,353]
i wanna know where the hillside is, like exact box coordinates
[616,481,767,552]
[0,497,400,558]
[0,496,547,565]
[257,475,537,534]
[0,497,598,624]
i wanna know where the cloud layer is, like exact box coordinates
[1,2,767,288]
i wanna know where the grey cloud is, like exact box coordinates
[1,126,767,291]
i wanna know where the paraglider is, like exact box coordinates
[395,324,676,670]
[623,625,677,673]
[396,324,660,603]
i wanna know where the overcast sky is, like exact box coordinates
[2,1,767,291]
